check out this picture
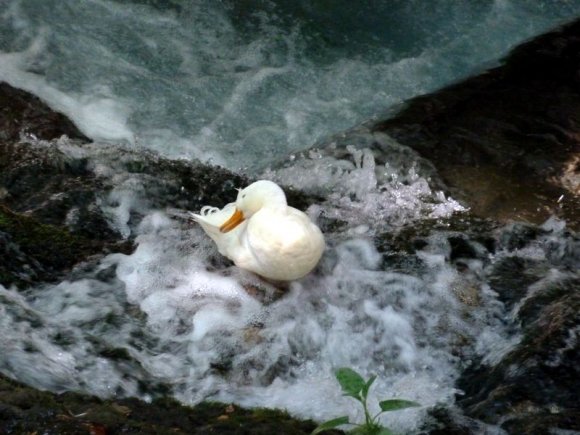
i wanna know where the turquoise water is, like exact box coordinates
[1,0,579,170]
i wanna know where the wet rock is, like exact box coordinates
[0,137,133,288]
[376,212,579,434]
[0,373,339,434]
[486,256,546,311]
[378,215,498,259]
[0,141,118,240]
[496,222,543,251]
[0,205,105,288]
[0,83,127,288]
[457,275,580,433]
[0,82,88,142]
[373,19,580,227]
[111,148,317,215]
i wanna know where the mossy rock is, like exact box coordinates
[0,204,117,288]
[0,373,343,434]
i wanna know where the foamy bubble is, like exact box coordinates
[264,143,467,231]
[94,209,472,431]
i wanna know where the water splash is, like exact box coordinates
[264,139,467,232]
[0,136,522,432]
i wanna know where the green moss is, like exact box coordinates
[0,373,343,434]
[1,205,89,261]
[0,204,100,287]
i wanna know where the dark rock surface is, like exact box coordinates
[0,373,330,435]
[376,213,579,434]
[457,277,580,434]
[456,224,580,434]
[0,203,108,288]
[373,19,580,228]
[388,216,579,435]
[0,83,89,143]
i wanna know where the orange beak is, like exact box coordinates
[220,208,245,233]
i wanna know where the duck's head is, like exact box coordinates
[220,180,287,233]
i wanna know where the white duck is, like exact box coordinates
[191,180,325,281]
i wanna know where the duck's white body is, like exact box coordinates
[192,180,325,281]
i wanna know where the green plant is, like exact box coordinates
[312,368,420,435]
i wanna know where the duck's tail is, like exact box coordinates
[190,203,236,236]
[190,205,240,257]
[189,212,220,236]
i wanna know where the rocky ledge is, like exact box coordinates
[373,18,580,433]
[374,19,580,227]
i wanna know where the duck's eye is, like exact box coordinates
[242,194,247,199]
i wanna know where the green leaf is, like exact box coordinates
[335,367,365,397]
[311,416,350,434]
[378,399,421,412]
[361,374,376,400]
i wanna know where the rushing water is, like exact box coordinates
[0,137,498,433]
[1,0,580,170]
[1,1,580,433]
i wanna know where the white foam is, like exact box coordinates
[264,144,467,231]
[0,193,474,432]
[107,212,489,429]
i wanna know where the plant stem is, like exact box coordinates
[363,397,372,426]
[372,410,385,421]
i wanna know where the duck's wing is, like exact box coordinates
[239,206,325,280]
